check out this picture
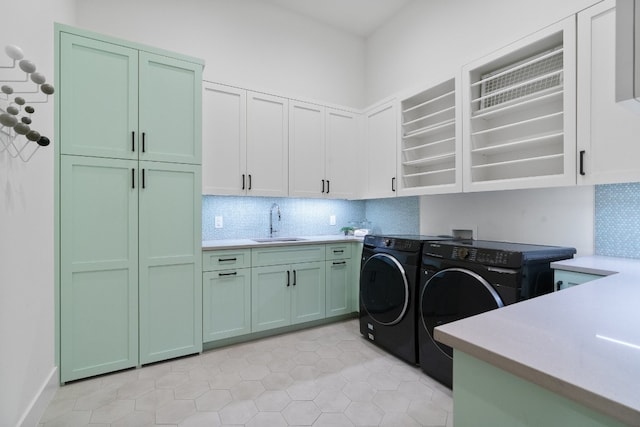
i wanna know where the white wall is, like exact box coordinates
[0,1,76,426]
[365,0,597,104]
[74,0,366,108]
[420,186,595,255]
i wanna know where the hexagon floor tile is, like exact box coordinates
[39,319,453,426]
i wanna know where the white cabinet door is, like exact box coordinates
[247,92,289,197]
[577,0,640,185]
[289,101,325,198]
[364,101,398,199]
[202,83,247,195]
[326,108,359,199]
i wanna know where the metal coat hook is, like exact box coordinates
[0,44,54,162]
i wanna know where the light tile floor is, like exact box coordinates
[40,319,453,426]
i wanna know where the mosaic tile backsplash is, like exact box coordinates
[202,196,419,240]
[595,182,640,258]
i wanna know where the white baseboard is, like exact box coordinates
[17,367,58,427]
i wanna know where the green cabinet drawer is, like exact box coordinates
[554,269,604,291]
[326,243,352,260]
[252,245,324,267]
[203,249,251,271]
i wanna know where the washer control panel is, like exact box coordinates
[424,242,524,268]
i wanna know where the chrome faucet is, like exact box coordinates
[269,203,281,238]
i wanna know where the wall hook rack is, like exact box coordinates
[0,44,54,162]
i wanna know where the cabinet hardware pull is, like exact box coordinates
[248,174,252,190]
[131,131,135,152]
[333,261,346,265]
[286,270,290,287]
[132,168,135,189]
[579,150,586,176]
[219,258,237,262]
[142,169,146,189]
[242,174,245,190]
[391,177,396,192]
[326,180,330,194]
[293,270,297,286]
[321,179,325,193]
[218,271,238,277]
[142,132,146,153]
[333,249,344,254]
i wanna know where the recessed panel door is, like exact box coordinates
[59,33,138,159]
[60,156,138,382]
[138,162,202,364]
[139,52,202,164]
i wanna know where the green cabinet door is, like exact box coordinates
[203,269,251,342]
[291,261,326,324]
[59,33,138,159]
[60,156,138,382]
[138,162,202,364]
[251,265,291,332]
[326,259,353,317]
[139,52,202,164]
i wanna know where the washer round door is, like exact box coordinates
[360,253,409,325]
[420,267,504,358]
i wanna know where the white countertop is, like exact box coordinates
[434,255,640,426]
[202,235,363,250]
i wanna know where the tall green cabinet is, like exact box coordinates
[56,24,204,382]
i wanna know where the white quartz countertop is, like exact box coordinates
[202,235,363,250]
[434,255,640,426]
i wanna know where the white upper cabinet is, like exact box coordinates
[202,83,247,195]
[202,84,288,197]
[577,0,640,185]
[462,17,577,192]
[325,108,359,199]
[399,77,462,196]
[247,92,289,197]
[289,101,359,199]
[289,101,325,198]
[363,100,398,199]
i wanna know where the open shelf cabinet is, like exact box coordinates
[399,77,462,195]
[462,16,577,192]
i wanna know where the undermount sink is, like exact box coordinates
[252,237,307,243]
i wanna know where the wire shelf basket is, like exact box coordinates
[478,45,563,111]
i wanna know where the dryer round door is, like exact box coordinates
[420,267,504,358]
[360,253,409,326]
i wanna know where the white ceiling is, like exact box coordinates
[261,0,414,37]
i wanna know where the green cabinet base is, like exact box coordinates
[453,350,626,427]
